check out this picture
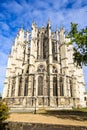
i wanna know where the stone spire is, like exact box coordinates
[47,19,51,28]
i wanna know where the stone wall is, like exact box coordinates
[1,122,87,130]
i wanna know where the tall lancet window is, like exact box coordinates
[52,41,57,61]
[43,37,47,59]
[18,76,22,96]
[24,77,28,96]
[69,79,73,97]
[23,49,26,62]
[52,66,58,96]
[53,77,58,96]
[60,77,64,96]
[40,33,44,59]
[37,40,39,59]
[38,76,43,96]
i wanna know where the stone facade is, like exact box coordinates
[3,21,86,110]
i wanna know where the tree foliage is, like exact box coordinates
[0,100,9,123]
[67,23,87,66]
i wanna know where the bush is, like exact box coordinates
[0,99,9,123]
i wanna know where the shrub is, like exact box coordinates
[0,99,9,123]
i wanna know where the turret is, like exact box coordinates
[56,26,59,41]
[47,19,51,29]
[17,27,25,43]
[26,30,30,42]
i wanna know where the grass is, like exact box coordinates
[73,107,87,112]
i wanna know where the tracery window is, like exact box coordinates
[37,65,45,73]
[53,76,58,96]
[60,77,64,96]
[38,76,43,96]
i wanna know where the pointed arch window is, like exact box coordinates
[38,76,43,96]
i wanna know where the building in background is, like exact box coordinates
[3,21,86,111]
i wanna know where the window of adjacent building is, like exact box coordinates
[53,77,58,96]
[60,77,64,96]
[38,76,43,96]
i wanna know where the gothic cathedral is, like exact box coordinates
[3,21,86,111]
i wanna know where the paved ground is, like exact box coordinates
[6,113,87,127]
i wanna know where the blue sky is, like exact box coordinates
[0,0,87,95]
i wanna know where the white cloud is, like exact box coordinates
[2,1,23,15]
[0,22,10,31]
[0,34,13,54]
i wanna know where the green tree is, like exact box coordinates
[67,23,87,66]
[0,99,9,123]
